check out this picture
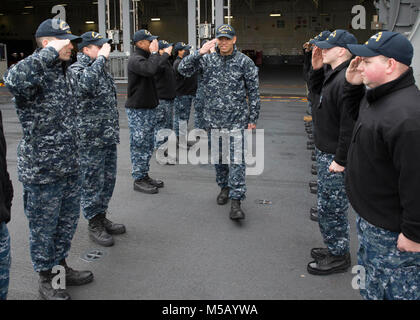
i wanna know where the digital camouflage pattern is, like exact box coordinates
[0,223,10,300]
[69,52,120,148]
[4,46,79,184]
[210,129,246,200]
[316,149,350,256]
[126,108,157,180]
[173,95,193,137]
[23,175,81,272]
[70,53,119,220]
[178,46,261,130]
[193,71,206,130]
[80,144,117,221]
[154,99,174,149]
[356,215,420,300]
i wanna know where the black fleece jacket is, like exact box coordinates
[173,56,197,96]
[125,48,162,109]
[344,68,420,243]
[0,111,13,224]
[308,59,355,166]
[154,53,176,100]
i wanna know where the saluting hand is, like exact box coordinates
[98,43,111,59]
[46,39,71,53]
[311,46,323,70]
[163,46,173,56]
[149,39,159,53]
[199,39,217,55]
[346,56,363,85]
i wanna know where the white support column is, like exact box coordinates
[98,0,106,37]
[214,0,224,28]
[121,0,131,55]
[188,0,197,50]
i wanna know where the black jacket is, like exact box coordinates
[308,59,355,166]
[302,49,312,83]
[173,56,197,96]
[344,68,420,243]
[0,111,13,224]
[154,53,176,100]
[125,47,161,109]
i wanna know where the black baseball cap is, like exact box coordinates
[35,18,81,42]
[347,31,413,66]
[174,42,191,52]
[159,40,173,50]
[315,29,357,49]
[309,31,331,44]
[133,29,158,43]
[215,24,236,39]
[78,31,112,50]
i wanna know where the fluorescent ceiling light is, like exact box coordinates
[270,13,281,17]
[22,12,30,15]
[92,1,98,4]
[85,21,95,24]
[24,6,34,9]
[151,18,160,21]
[225,16,233,19]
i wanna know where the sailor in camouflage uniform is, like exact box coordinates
[70,32,126,248]
[178,24,261,220]
[344,32,420,300]
[126,30,167,194]
[306,30,357,275]
[4,19,93,300]
[173,42,198,147]
[154,40,175,150]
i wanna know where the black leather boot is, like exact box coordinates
[144,174,164,188]
[39,270,71,300]
[307,252,351,275]
[310,207,318,221]
[217,187,230,205]
[60,259,94,286]
[310,247,329,261]
[230,199,245,220]
[308,180,317,188]
[88,213,114,247]
[133,177,159,194]
[103,212,126,235]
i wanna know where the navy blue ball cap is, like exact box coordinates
[78,31,111,50]
[133,29,158,43]
[215,24,236,39]
[347,31,413,66]
[174,42,191,52]
[158,40,173,50]
[35,18,81,42]
[309,31,331,44]
[315,29,357,49]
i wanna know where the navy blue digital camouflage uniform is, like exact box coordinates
[154,99,174,149]
[178,46,260,200]
[70,52,120,221]
[0,222,10,300]
[127,108,157,180]
[4,46,81,272]
[356,215,420,300]
[316,148,350,256]
[193,70,206,130]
